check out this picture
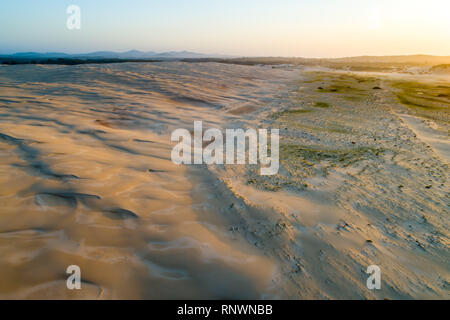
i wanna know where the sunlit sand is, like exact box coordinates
[0,62,448,299]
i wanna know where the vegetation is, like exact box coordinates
[270,109,313,119]
[314,102,330,108]
[392,81,450,122]
[280,144,384,167]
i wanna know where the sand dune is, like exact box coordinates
[0,62,448,299]
[0,62,296,299]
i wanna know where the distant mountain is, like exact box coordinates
[329,55,450,65]
[73,50,155,59]
[4,51,448,68]
[152,51,211,59]
[430,64,450,74]
[3,50,229,60]
[10,52,70,58]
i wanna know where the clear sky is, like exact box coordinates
[1,0,449,57]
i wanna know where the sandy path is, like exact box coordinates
[395,113,449,163]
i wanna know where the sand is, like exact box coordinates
[0,62,448,299]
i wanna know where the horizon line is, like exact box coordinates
[2,49,450,60]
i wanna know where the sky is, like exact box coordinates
[1,0,450,57]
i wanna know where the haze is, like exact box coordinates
[1,0,450,58]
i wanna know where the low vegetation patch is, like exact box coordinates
[270,109,313,119]
[314,102,330,108]
[280,144,384,167]
[392,81,449,122]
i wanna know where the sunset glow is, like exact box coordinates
[1,0,449,57]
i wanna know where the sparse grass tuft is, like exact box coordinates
[280,144,384,167]
[314,102,330,108]
[270,109,313,119]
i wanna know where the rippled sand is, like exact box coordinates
[0,62,448,299]
[0,62,298,299]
